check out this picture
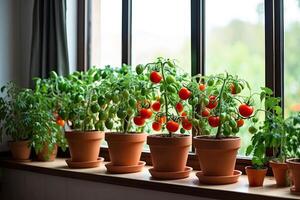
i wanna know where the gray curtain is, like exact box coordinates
[30,0,69,84]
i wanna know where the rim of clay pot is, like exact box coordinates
[245,166,268,171]
[286,158,300,164]
[269,160,288,169]
[147,134,191,146]
[8,140,30,144]
[193,135,241,150]
[105,132,147,142]
[65,130,104,140]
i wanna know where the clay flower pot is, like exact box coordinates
[8,140,31,161]
[147,134,191,172]
[36,144,58,162]
[105,132,147,173]
[65,131,104,162]
[287,158,300,192]
[269,160,289,187]
[245,166,267,187]
[193,136,240,176]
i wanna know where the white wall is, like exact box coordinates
[0,0,77,151]
[0,168,214,200]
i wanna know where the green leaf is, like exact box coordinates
[246,145,253,156]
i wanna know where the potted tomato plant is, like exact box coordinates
[286,112,300,193]
[191,72,257,184]
[27,81,67,161]
[104,64,152,174]
[46,68,112,168]
[0,82,33,161]
[145,58,193,180]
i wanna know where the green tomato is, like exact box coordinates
[98,96,106,106]
[248,126,257,134]
[223,125,231,136]
[98,110,108,121]
[207,79,214,86]
[91,94,98,101]
[166,75,176,84]
[112,95,120,103]
[220,113,227,121]
[191,98,199,106]
[127,108,134,116]
[128,98,137,108]
[136,64,144,75]
[180,128,186,134]
[203,97,209,106]
[232,127,239,134]
[117,109,127,119]
[75,94,85,103]
[122,90,130,99]
[229,119,237,128]
[167,85,177,93]
[91,103,100,113]
[252,117,258,123]
[105,119,114,129]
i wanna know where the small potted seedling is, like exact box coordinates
[190,72,257,184]
[104,64,152,174]
[145,57,193,180]
[0,82,33,161]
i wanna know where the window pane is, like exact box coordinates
[206,0,265,155]
[132,0,191,74]
[90,0,122,68]
[284,0,300,116]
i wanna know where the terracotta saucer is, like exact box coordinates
[290,186,300,195]
[196,170,242,185]
[66,157,104,169]
[105,161,146,174]
[12,159,31,163]
[149,166,193,180]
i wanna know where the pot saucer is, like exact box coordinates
[149,166,193,180]
[12,159,31,162]
[291,186,300,195]
[196,170,242,185]
[66,157,104,169]
[105,161,146,174]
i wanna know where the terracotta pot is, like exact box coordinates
[193,136,240,176]
[245,166,267,187]
[105,132,146,166]
[147,134,191,172]
[65,131,104,162]
[287,158,300,192]
[270,161,289,187]
[36,144,58,162]
[8,140,31,161]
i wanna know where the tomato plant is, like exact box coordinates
[144,57,192,137]
[187,72,257,138]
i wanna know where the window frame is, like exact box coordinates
[78,0,285,163]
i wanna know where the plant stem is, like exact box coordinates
[161,62,171,137]
[216,73,229,139]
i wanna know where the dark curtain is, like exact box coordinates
[30,0,69,84]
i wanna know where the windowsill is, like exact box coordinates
[0,158,297,200]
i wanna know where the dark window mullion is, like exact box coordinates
[191,0,205,76]
[122,0,132,65]
[264,0,284,108]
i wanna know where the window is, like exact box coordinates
[284,0,300,115]
[90,0,122,68]
[205,0,265,155]
[87,0,288,158]
[132,0,191,74]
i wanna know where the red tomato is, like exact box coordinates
[152,122,162,131]
[151,101,161,112]
[139,108,153,119]
[56,116,65,127]
[201,108,210,117]
[178,87,191,100]
[208,116,220,127]
[175,102,184,113]
[182,118,192,130]
[236,119,244,127]
[199,84,206,91]
[239,104,254,118]
[133,116,145,126]
[206,95,218,109]
[150,71,162,84]
[157,115,167,124]
[181,112,187,117]
[166,120,179,132]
